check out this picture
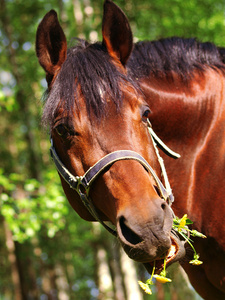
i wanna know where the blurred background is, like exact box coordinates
[1,0,225,299]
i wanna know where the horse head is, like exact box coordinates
[36,0,185,273]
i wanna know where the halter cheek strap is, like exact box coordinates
[50,121,180,236]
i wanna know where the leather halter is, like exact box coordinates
[50,121,180,236]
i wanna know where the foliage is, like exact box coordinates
[0,168,68,242]
[115,0,225,46]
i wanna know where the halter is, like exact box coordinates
[50,120,180,236]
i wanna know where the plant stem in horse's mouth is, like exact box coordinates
[139,214,207,295]
[149,237,178,271]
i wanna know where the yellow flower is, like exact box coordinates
[178,214,188,232]
[189,259,203,265]
[153,275,172,283]
[138,281,152,294]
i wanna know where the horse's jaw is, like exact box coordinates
[143,233,186,274]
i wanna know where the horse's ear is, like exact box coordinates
[36,10,67,86]
[102,0,133,66]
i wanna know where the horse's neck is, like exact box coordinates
[140,69,225,236]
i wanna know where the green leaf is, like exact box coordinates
[186,218,193,225]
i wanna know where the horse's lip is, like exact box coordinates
[143,232,186,274]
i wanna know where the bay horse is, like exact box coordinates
[127,24,225,300]
[127,11,225,300]
[36,1,225,299]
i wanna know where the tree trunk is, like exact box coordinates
[120,249,143,300]
[55,263,69,300]
[3,219,22,300]
[110,243,126,300]
[96,246,114,300]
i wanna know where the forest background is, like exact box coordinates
[1,0,225,299]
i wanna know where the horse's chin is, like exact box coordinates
[143,232,186,274]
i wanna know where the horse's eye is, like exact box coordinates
[55,124,70,137]
[142,107,151,122]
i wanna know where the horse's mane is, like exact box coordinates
[127,37,225,80]
[43,37,225,128]
[42,39,137,128]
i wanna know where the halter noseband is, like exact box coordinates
[50,121,180,236]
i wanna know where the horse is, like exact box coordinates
[126,27,225,300]
[36,1,225,299]
[126,13,225,300]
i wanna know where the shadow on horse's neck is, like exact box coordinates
[139,68,224,152]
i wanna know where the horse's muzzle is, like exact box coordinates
[143,232,186,274]
[116,197,182,266]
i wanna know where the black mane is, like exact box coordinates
[43,37,225,127]
[127,37,225,80]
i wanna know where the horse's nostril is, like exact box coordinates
[161,202,166,210]
[119,216,143,245]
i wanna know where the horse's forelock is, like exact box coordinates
[42,40,136,128]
